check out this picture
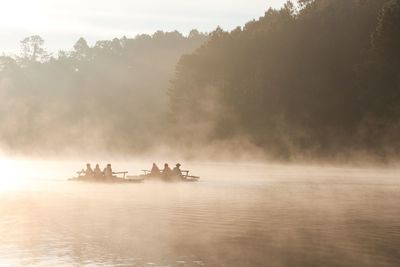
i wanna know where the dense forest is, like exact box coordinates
[0,0,399,160]
[169,0,400,160]
[0,31,207,156]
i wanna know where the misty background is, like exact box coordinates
[0,0,399,161]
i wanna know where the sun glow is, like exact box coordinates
[0,157,24,191]
[0,157,58,191]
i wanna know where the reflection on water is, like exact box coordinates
[0,162,400,266]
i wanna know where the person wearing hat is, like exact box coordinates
[172,163,183,178]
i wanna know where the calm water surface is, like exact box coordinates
[0,162,399,266]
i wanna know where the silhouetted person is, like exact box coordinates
[162,163,172,179]
[94,164,102,179]
[103,163,113,178]
[150,163,160,176]
[85,163,93,177]
[172,163,182,178]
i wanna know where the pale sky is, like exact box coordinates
[0,0,286,55]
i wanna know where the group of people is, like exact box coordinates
[81,162,184,180]
[82,163,114,179]
[150,163,183,180]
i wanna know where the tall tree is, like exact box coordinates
[169,0,392,158]
[20,35,48,63]
[372,0,400,68]
[73,37,90,60]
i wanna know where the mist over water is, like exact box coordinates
[0,0,399,266]
[0,161,399,267]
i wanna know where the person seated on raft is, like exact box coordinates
[150,163,160,176]
[172,163,183,178]
[85,163,94,177]
[93,164,103,179]
[103,163,113,178]
[162,163,172,179]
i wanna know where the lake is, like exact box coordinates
[0,161,399,266]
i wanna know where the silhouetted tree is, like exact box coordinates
[20,35,48,63]
[372,0,400,68]
[73,37,90,60]
[0,31,208,155]
[169,0,395,159]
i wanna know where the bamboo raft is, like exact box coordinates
[140,169,200,182]
[69,171,144,183]
[69,169,200,183]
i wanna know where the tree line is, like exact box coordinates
[0,31,207,156]
[1,0,399,160]
[168,0,400,160]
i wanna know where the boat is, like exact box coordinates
[140,169,200,182]
[69,170,144,183]
[69,166,200,183]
